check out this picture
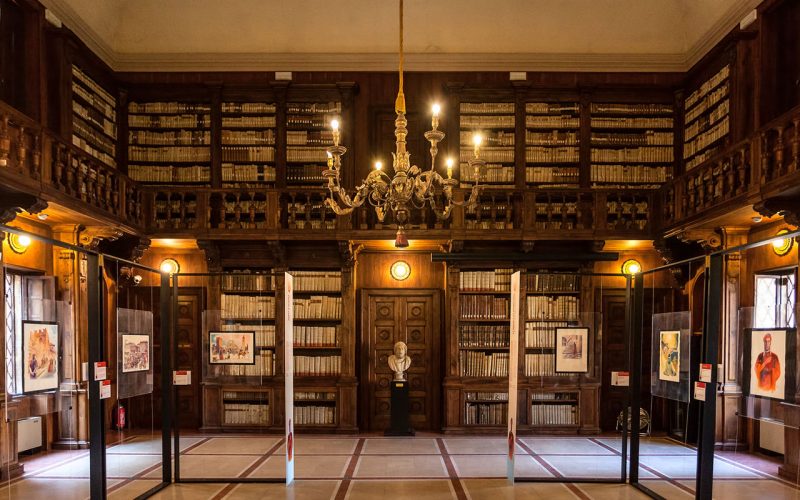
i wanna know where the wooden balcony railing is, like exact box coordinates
[0,101,143,229]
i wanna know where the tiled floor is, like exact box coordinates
[1,435,797,499]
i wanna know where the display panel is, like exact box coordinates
[650,312,691,403]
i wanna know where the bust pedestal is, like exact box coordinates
[385,380,415,436]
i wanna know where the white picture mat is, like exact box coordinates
[555,327,589,373]
[658,330,681,383]
[749,329,786,399]
[121,334,150,373]
[22,322,59,393]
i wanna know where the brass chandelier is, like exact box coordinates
[323,0,485,247]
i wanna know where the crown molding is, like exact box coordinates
[38,0,116,67]
[683,0,762,70]
[112,51,688,73]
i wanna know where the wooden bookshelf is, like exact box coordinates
[683,65,731,171]
[285,102,339,187]
[525,101,581,188]
[589,102,675,189]
[127,101,212,184]
[459,102,516,188]
[221,101,277,186]
[71,65,117,168]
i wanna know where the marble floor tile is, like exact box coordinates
[596,437,696,455]
[186,437,281,455]
[227,480,340,500]
[522,437,616,455]
[0,477,120,500]
[354,454,448,478]
[640,455,759,479]
[167,454,261,479]
[150,482,228,500]
[36,453,161,478]
[574,483,652,499]
[541,455,653,479]
[108,479,162,499]
[107,435,204,454]
[362,437,440,455]
[450,454,553,478]
[462,479,577,500]
[345,479,455,500]
[247,454,350,479]
[681,478,800,499]
[637,480,694,498]
[443,437,523,455]
[274,437,359,455]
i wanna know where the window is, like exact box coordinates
[755,270,797,329]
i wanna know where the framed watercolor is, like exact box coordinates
[554,327,589,373]
[209,331,256,365]
[121,334,150,373]
[742,328,797,401]
[658,330,681,383]
[22,321,59,394]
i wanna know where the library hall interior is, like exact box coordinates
[1,0,800,498]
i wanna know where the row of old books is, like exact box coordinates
[460,295,510,320]
[221,295,276,319]
[293,325,338,347]
[591,146,673,163]
[292,271,342,292]
[129,146,211,162]
[685,65,730,109]
[683,115,730,161]
[71,132,115,167]
[460,147,514,163]
[293,296,341,320]
[220,323,276,347]
[461,115,516,129]
[530,403,578,425]
[524,353,557,376]
[72,100,116,138]
[215,350,275,377]
[129,102,210,114]
[295,391,336,401]
[458,324,510,348]
[222,116,276,128]
[128,114,210,129]
[591,165,670,184]
[590,103,672,115]
[526,296,579,321]
[294,355,341,376]
[464,402,508,425]
[526,166,579,184]
[221,146,275,162]
[459,351,510,377]
[685,83,728,124]
[527,103,579,114]
[465,392,508,401]
[526,146,579,163]
[287,130,334,145]
[222,102,276,114]
[288,102,342,114]
[685,99,729,142]
[286,164,326,183]
[526,115,580,129]
[465,220,514,230]
[294,405,335,425]
[223,402,270,425]
[591,131,673,146]
[222,129,275,145]
[461,102,515,114]
[72,66,115,116]
[526,130,580,146]
[590,117,672,129]
[221,272,275,292]
[128,165,210,183]
[222,164,276,183]
[527,273,580,292]
[460,130,514,146]
[286,146,328,162]
[460,164,514,184]
[72,119,115,156]
[130,130,210,145]
[458,269,513,292]
[525,321,570,348]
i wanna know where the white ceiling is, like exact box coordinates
[42,0,760,72]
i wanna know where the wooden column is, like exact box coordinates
[0,235,24,479]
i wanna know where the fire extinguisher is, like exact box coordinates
[113,402,126,430]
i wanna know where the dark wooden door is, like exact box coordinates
[600,291,629,431]
[174,293,202,429]
[361,289,440,431]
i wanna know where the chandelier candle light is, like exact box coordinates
[323,0,485,248]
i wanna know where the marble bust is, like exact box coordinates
[388,341,411,381]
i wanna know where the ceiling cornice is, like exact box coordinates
[41,0,762,74]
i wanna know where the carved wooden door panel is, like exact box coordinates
[600,293,628,431]
[363,290,440,431]
[175,294,201,429]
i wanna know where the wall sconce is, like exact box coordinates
[160,258,180,275]
[8,233,32,254]
[772,229,794,257]
[621,259,642,275]
[390,260,411,281]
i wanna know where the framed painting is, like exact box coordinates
[209,331,256,365]
[743,328,797,401]
[121,334,150,373]
[22,321,59,393]
[658,330,681,383]
[554,327,589,373]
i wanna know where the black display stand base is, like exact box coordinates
[385,380,415,436]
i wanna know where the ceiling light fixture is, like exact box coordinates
[621,259,642,275]
[772,229,794,257]
[390,260,411,281]
[8,233,32,254]
[323,0,485,248]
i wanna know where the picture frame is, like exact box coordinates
[554,327,589,373]
[209,330,256,365]
[742,328,797,401]
[121,334,150,373]
[658,330,681,383]
[22,321,59,394]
